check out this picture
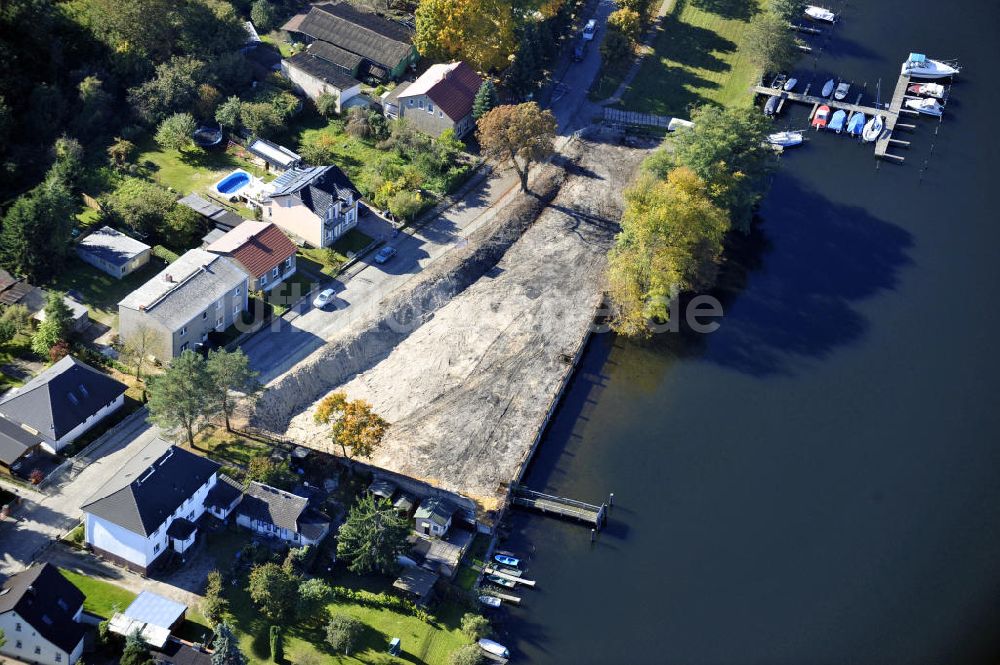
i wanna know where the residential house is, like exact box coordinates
[0,355,126,454]
[245,138,302,174]
[76,226,152,279]
[414,496,456,537]
[282,2,418,82]
[281,45,364,112]
[118,249,249,360]
[0,270,88,332]
[204,473,244,520]
[81,444,221,574]
[206,221,297,292]
[384,61,482,138]
[108,591,186,649]
[260,166,359,248]
[0,415,45,473]
[235,481,331,546]
[0,563,87,665]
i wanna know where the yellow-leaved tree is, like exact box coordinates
[414,0,516,72]
[314,392,389,459]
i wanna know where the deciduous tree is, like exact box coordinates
[31,291,74,357]
[247,563,298,622]
[147,350,218,447]
[202,570,230,625]
[600,28,632,64]
[215,96,245,129]
[608,7,641,43]
[450,644,486,665]
[336,494,409,574]
[460,613,490,641]
[744,10,799,74]
[108,137,137,168]
[476,103,556,192]
[102,178,177,239]
[155,112,198,152]
[313,391,388,459]
[206,348,261,431]
[414,0,517,71]
[120,324,161,379]
[325,614,364,655]
[128,56,206,126]
[769,0,806,22]
[250,0,277,32]
[297,577,332,623]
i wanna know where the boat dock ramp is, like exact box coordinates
[484,565,537,587]
[511,485,608,530]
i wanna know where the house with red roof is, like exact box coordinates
[384,61,483,138]
[206,221,297,292]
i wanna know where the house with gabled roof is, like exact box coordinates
[81,443,221,574]
[0,563,87,665]
[235,481,331,546]
[118,249,249,360]
[261,165,360,248]
[206,221,297,292]
[0,355,127,454]
[384,61,483,138]
[282,2,417,81]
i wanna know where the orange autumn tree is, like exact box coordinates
[314,392,389,459]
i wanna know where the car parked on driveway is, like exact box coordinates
[582,19,598,40]
[374,246,397,264]
[313,288,336,309]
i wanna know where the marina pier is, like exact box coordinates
[511,485,608,529]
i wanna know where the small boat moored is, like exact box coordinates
[902,53,960,79]
[805,4,836,21]
[479,595,502,608]
[772,73,788,89]
[812,105,831,128]
[486,574,517,588]
[764,95,780,116]
[821,79,835,97]
[494,554,520,568]
[479,639,511,659]
[783,77,798,92]
[905,96,944,116]
[829,109,847,133]
[833,81,851,100]
[767,131,804,148]
[847,112,865,136]
[862,114,884,142]
[908,82,946,98]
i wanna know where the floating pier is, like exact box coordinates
[484,589,522,605]
[484,566,537,587]
[512,485,608,529]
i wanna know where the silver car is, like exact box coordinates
[312,288,336,309]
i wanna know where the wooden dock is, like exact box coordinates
[753,68,919,162]
[484,566,537,587]
[483,589,522,605]
[512,485,608,529]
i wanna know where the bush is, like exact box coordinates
[450,644,486,665]
[316,93,339,118]
[269,625,283,662]
[387,189,423,221]
[325,614,364,655]
[460,613,491,641]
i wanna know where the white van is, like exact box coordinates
[582,19,598,40]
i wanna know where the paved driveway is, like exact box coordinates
[0,413,167,576]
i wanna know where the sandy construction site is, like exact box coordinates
[255,134,648,513]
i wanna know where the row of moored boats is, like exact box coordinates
[474,552,528,658]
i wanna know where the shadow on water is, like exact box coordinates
[651,177,914,376]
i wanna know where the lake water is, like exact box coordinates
[500,1,1000,663]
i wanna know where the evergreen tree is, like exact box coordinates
[211,623,248,665]
[146,350,219,447]
[0,179,74,282]
[206,348,261,431]
[336,494,409,574]
[472,80,499,120]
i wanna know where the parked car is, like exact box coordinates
[312,288,336,309]
[373,246,397,264]
[582,19,598,40]
[573,39,588,61]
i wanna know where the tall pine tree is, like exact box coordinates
[472,80,499,120]
[211,623,248,665]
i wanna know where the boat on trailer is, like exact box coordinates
[908,82,946,98]
[905,97,944,116]
[862,114,884,142]
[805,5,836,21]
[902,53,960,79]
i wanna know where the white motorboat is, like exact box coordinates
[902,53,960,79]
[833,81,850,100]
[905,97,944,116]
[805,5,836,21]
[479,595,502,608]
[767,131,804,148]
[821,79,835,97]
[668,117,695,132]
[784,77,798,92]
[908,82,946,98]
[862,114,884,142]
[479,639,510,659]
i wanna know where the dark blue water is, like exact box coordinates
[501,1,1000,663]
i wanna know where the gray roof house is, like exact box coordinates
[235,481,331,546]
[0,415,45,471]
[414,496,456,537]
[205,473,244,520]
[0,355,127,454]
[82,444,221,574]
[76,226,152,279]
[179,194,246,231]
[118,249,249,360]
[261,166,360,248]
[0,563,87,665]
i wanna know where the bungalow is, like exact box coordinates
[385,61,482,138]
[235,481,331,546]
[206,221,297,292]
[118,249,249,360]
[260,165,360,248]
[81,443,221,574]
[76,226,152,279]
[0,563,87,665]
[0,355,126,454]
[282,2,418,82]
[414,496,456,537]
[0,270,89,332]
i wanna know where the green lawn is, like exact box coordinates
[134,135,269,196]
[45,257,167,327]
[193,425,273,470]
[298,229,376,277]
[619,0,762,115]
[59,568,137,617]
[0,335,36,391]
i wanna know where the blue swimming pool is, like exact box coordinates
[214,170,251,196]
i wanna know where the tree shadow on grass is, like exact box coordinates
[624,61,722,117]
[658,13,738,73]
[689,0,759,20]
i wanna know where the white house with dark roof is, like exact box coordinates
[260,165,359,248]
[0,563,87,665]
[0,355,127,454]
[118,249,249,360]
[76,226,152,279]
[235,481,331,546]
[81,443,221,574]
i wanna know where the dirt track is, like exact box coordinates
[263,134,648,512]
